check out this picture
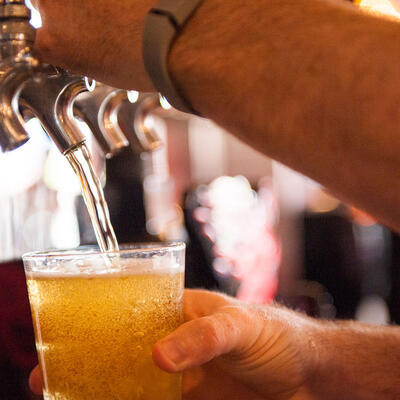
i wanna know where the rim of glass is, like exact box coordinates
[22,242,185,261]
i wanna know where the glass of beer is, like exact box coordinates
[23,243,185,400]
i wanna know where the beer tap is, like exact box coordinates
[118,93,163,153]
[74,83,129,158]
[0,0,37,151]
[0,0,88,155]
[75,88,163,156]
[0,0,167,160]
[20,68,88,154]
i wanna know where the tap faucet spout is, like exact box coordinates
[0,65,32,151]
[74,84,129,158]
[0,1,88,155]
[118,93,163,153]
[0,0,36,152]
[19,68,88,154]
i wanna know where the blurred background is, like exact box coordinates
[1,0,400,398]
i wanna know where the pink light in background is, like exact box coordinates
[195,176,281,304]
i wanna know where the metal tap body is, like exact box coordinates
[74,84,129,158]
[20,68,88,153]
[0,0,36,151]
[0,1,165,157]
[75,88,163,157]
[0,0,87,154]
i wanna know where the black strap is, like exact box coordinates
[142,0,203,115]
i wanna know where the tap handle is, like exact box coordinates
[0,0,30,17]
[0,0,34,45]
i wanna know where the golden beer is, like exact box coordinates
[24,244,185,400]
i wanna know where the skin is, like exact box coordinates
[31,0,154,90]
[30,290,400,399]
[27,0,400,398]
[31,290,317,400]
[32,0,400,232]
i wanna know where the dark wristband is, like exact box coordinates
[142,0,203,115]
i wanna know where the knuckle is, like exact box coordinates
[199,317,221,349]
[221,305,252,325]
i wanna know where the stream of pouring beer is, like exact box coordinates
[66,143,119,252]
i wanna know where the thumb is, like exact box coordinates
[152,306,261,372]
[29,365,43,395]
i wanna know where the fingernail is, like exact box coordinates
[159,340,187,366]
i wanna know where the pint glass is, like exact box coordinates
[23,243,185,400]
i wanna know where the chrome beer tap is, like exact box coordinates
[75,88,162,157]
[0,0,37,151]
[19,68,88,154]
[0,1,166,159]
[0,0,87,155]
[118,93,163,153]
[74,83,129,158]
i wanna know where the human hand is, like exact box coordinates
[153,289,318,400]
[30,289,319,399]
[32,0,156,91]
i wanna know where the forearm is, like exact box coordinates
[170,0,400,231]
[305,321,400,399]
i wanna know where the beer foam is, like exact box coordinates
[27,256,183,279]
